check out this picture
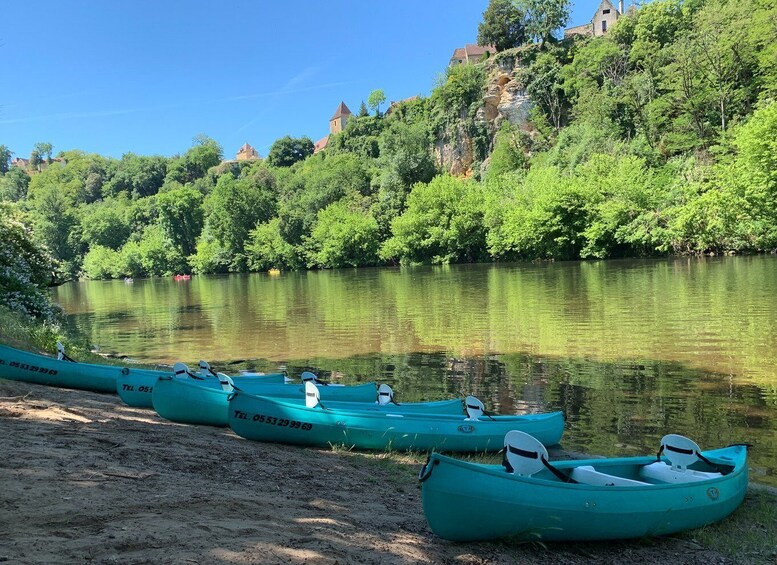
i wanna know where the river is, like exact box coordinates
[53,256,777,484]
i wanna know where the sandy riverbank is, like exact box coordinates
[0,378,745,564]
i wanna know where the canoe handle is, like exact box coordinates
[418,456,440,483]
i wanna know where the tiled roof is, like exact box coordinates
[451,47,466,60]
[313,135,330,154]
[330,102,352,120]
[464,44,495,57]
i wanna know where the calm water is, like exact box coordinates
[53,257,777,484]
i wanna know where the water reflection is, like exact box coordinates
[275,352,775,486]
[52,256,777,485]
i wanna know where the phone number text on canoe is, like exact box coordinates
[232,410,313,430]
[0,358,58,376]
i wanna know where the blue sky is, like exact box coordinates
[1,0,608,160]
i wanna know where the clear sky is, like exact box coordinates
[1,0,608,160]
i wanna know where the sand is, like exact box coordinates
[0,378,735,564]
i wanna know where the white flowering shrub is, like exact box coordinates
[0,206,58,319]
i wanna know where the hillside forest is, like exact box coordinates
[1,0,776,321]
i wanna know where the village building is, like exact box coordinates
[449,44,496,67]
[385,95,420,116]
[11,156,66,173]
[565,0,627,38]
[314,101,353,154]
[235,142,260,161]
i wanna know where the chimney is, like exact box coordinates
[619,0,624,13]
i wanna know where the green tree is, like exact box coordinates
[0,206,58,318]
[267,135,314,167]
[0,145,12,174]
[277,152,372,245]
[157,185,205,257]
[381,175,487,264]
[81,245,120,279]
[165,135,222,184]
[477,0,527,51]
[199,172,277,270]
[307,200,381,268]
[246,218,302,271]
[515,0,570,47]
[367,89,387,116]
[103,153,168,198]
[79,200,132,250]
[358,101,369,117]
[0,168,31,202]
[33,142,53,164]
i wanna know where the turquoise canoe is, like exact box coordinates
[227,390,564,451]
[152,376,381,426]
[117,368,287,408]
[420,432,749,542]
[0,342,155,393]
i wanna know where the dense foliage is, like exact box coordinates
[1,0,775,280]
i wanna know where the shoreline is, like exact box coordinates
[2,378,774,564]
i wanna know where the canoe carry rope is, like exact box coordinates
[55,341,77,363]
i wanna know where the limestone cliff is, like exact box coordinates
[435,48,534,177]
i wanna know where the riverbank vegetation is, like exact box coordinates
[1,0,776,280]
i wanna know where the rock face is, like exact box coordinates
[435,49,534,177]
[435,124,475,177]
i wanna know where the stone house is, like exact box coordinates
[314,101,353,154]
[449,44,496,66]
[565,0,625,38]
[235,142,260,161]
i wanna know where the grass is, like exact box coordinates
[678,486,777,564]
[0,305,153,367]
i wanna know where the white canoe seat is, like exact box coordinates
[465,396,485,421]
[301,371,321,383]
[570,465,650,487]
[639,434,724,483]
[503,430,549,477]
[215,372,235,392]
[639,462,723,483]
[377,384,395,405]
[304,381,321,408]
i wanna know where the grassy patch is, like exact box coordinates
[678,487,777,564]
[0,305,146,366]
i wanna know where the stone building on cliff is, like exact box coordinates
[314,101,353,154]
[565,0,626,38]
[449,44,496,66]
[235,143,260,161]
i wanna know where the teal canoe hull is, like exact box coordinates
[152,377,380,426]
[0,343,128,393]
[228,391,564,452]
[420,445,748,542]
[117,371,287,408]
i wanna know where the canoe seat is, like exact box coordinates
[465,396,485,421]
[570,465,650,487]
[639,434,724,483]
[216,373,234,392]
[377,384,395,405]
[639,462,723,484]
